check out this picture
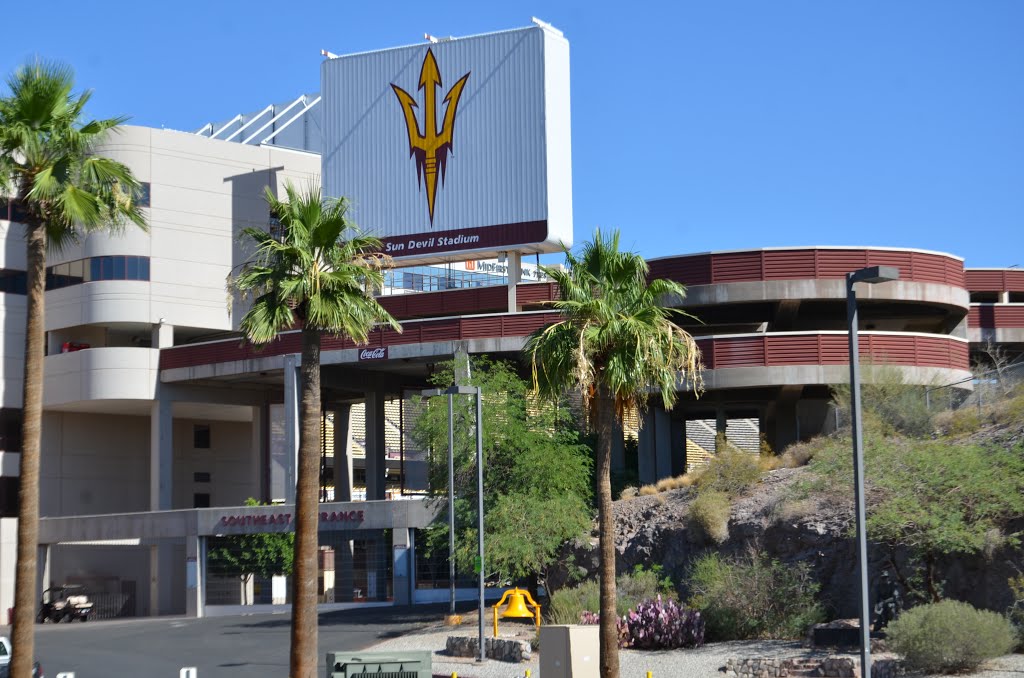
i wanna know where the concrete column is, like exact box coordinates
[610,418,625,473]
[185,535,204,618]
[392,528,412,606]
[670,417,687,477]
[333,404,354,502]
[506,251,521,313]
[150,386,173,511]
[251,404,265,500]
[654,406,672,481]
[152,320,174,349]
[365,391,387,501]
[637,409,656,485]
[37,544,51,606]
[283,355,300,504]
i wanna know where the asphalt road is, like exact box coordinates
[7,604,459,678]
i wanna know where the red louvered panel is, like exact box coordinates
[419,319,461,343]
[996,306,1024,327]
[764,336,821,365]
[710,252,762,283]
[965,270,1005,292]
[968,307,982,327]
[907,253,949,285]
[713,336,765,367]
[1006,271,1024,293]
[818,335,849,364]
[649,255,713,286]
[517,283,558,305]
[864,250,914,281]
[862,335,917,365]
[696,339,714,369]
[762,250,817,280]
[815,250,869,278]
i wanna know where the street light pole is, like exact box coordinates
[475,385,485,663]
[447,392,456,616]
[846,265,899,678]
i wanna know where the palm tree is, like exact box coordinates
[0,62,146,678]
[525,228,703,678]
[234,182,399,678]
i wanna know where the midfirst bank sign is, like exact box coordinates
[321,23,573,263]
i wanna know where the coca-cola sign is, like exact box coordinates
[359,347,388,361]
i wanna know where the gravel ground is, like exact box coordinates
[367,628,1024,678]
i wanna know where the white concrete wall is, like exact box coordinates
[0,517,15,621]
[173,419,259,509]
[40,412,150,517]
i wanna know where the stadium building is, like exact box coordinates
[0,22,1021,619]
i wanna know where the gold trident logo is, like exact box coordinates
[392,48,470,225]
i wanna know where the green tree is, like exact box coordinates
[804,434,1024,602]
[207,499,294,604]
[413,357,592,586]
[525,229,703,678]
[0,61,146,678]
[233,183,398,678]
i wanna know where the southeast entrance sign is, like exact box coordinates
[321,23,572,264]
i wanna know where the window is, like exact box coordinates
[193,424,211,449]
[136,182,151,208]
[0,409,23,451]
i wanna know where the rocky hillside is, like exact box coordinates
[558,435,1023,618]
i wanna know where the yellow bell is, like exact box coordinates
[501,590,534,618]
[492,587,542,637]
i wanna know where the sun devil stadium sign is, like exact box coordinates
[321,22,573,263]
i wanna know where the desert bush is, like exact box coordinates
[886,600,1016,674]
[695,447,761,496]
[620,595,705,649]
[688,553,825,640]
[547,579,600,625]
[689,490,730,543]
[932,407,982,436]
[546,565,676,624]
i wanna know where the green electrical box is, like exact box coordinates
[326,650,432,678]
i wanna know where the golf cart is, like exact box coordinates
[37,584,93,623]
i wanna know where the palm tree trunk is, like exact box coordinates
[289,327,321,678]
[11,220,46,678]
[596,387,620,678]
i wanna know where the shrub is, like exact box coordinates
[695,448,761,496]
[620,595,705,649]
[933,407,982,436]
[546,565,676,624]
[547,579,599,625]
[887,600,1016,674]
[688,553,825,640]
[689,490,730,543]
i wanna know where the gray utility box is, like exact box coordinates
[540,625,600,678]
[326,650,432,678]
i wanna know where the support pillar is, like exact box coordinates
[185,535,204,618]
[638,409,656,485]
[365,391,386,501]
[283,355,300,504]
[505,251,521,313]
[251,403,266,500]
[654,406,672,480]
[392,528,412,606]
[670,417,687,477]
[333,404,353,502]
[610,418,625,473]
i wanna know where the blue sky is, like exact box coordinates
[3,1,1021,267]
